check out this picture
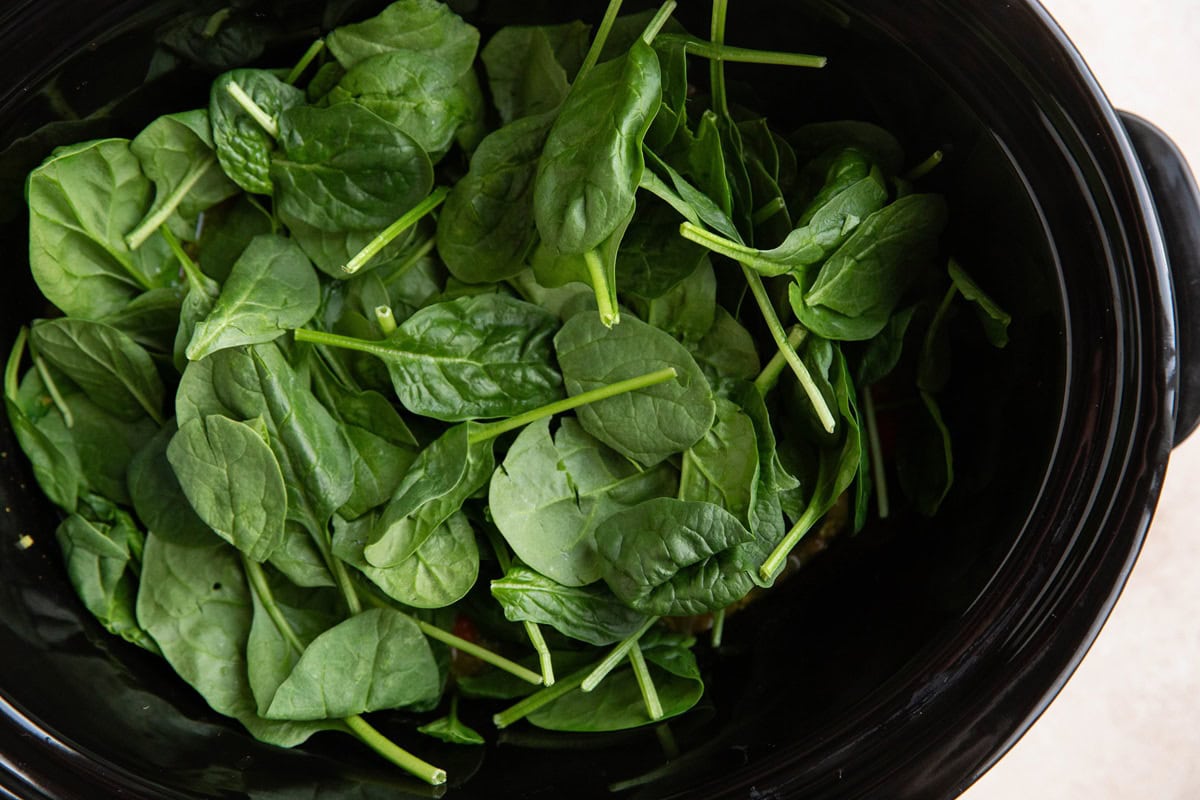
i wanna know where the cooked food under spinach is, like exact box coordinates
[7,0,1011,787]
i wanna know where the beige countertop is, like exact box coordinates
[962,1,1200,798]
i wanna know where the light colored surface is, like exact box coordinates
[962,1,1200,799]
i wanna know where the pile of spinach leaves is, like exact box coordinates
[8,0,1011,787]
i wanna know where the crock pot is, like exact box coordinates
[0,1,1196,798]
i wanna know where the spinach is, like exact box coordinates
[488,416,677,586]
[186,234,321,360]
[28,318,165,424]
[210,69,305,195]
[27,139,172,318]
[297,295,564,422]
[533,38,661,256]
[491,565,652,646]
[167,414,288,562]
[266,608,441,720]
[436,111,556,285]
[481,23,589,124]
[10,0,1001,784]
[327,51,475,158]
[324,0,479,73]
[596,498,755,616]
[127,109,239,249]
[272,104,433,235]
[554,312,715,466]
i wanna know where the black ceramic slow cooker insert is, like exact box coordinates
[0,1,1197,798]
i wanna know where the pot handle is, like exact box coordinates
[1120,111,1200,447]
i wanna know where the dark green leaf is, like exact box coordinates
[325,0,479,73]
[210,69,305,195]
[491,564,651,646]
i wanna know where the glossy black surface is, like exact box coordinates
[0,1,1181,799]
[1120,112,1200,445]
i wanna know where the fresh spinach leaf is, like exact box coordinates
[595,497,755,616]
[679,396,759,524]
[325,0,479,74]
[481,23,588,123]
[488,416,677,586]
[210,69,305,195]
[554,312,715,466]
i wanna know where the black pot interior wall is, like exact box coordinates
[0,1,1080,798]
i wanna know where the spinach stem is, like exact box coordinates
[862,385,890,519]
[374,305,397,336]
[710,607,726,647]
[416,620,543,686]
[581,616,658,692]
[640,0,678,45]
[628,642,664,720]
[343,187,449,275]
[201,8,231,38]
[493,660,600,729]
[125,156,217,250]
[467,367,678,445]
[661,35,827,68]
[905,149,944,181]
[286,38,325,86]
[582,249,619,327]
[225,82,279,138]
[575,0,625,83]
[742,269,836,433]
[330,553,364,615]
[34,355,75,429]
[160,225,209,296]
[678,220,781,275]
[639,172,701,226]
[525,622,556,686]
[4,328,28,401]
[242,557,445,786]
[752,196,788,227]
[486,531,556,686]
[344,715,447,786]
[759,505,822,582]
[242,556,306,652]
[754,325,807,393]
[709,0,730,118]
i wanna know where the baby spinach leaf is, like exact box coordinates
[417,696,484,745]
[644,256,717,343]
[27,139,173,318]
[686,308,761,384]
[805,193,948,316]
[526,642,703,731]
[857,304,918,387]
[210,69,305,195]
[269,521,336,589]
[897,390,954,516]
[54,391,159,506]
[481,24,583,124]
[595,497,755,616]
[4,394,81,511]
[265,608,441,720]
[137,534,330,746]
[272,104,433,235]
[211,344,355,535]
[325,0,479,74]
[488,416,677,586]
[679,396,759,525]
[789,120,906,178]
[286,214,417,280]
[491,564,652,647]
[128,423,216,548]
[246,571,342,717]
[303,294,564,421]
[614,199,707,300]
[56,508,157,652]
[341,510,479,609]
[101,288,184,356]
[196,195,275,282]
[436,110,556,285]
[167,414,288,562]
[328,50,475,158]
[531,204,631,327]
[949,258,1011,348]
[534,39,661,255]
[554,312,715,466]
[364,423,493,568]
[29,318,164,424]
[128,109,239,247]
[187,234,321,360]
